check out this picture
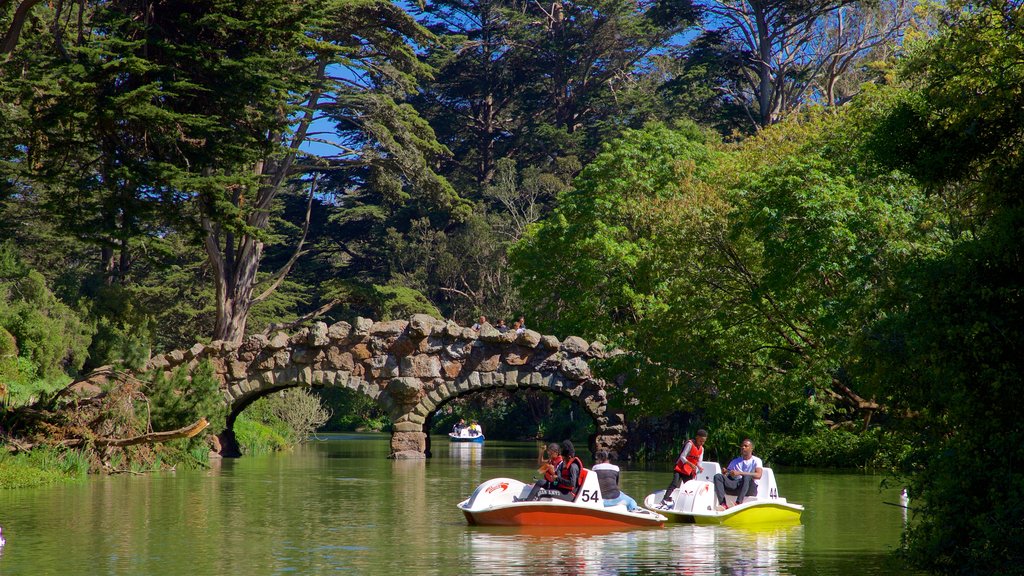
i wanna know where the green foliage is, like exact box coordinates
[0,243,93,406]
[850,5,1024,572]
[147,360,226,439]
[0,446,90,489]
[317,387,391,432]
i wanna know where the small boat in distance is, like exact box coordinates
[449,429,485,443]
[458,472,666,528]
[449,420,485,443]
[643,462,803,527]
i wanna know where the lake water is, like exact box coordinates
[0,434,918,575]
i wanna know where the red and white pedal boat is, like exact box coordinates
[457,469,666,528]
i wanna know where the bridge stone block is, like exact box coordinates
[168,349,185,365]
[296,366,312,384]
[408,314,444,339]
[308,322,330,347]
[364,383,380,399]
[332,370,349,388]
[540,335,561,350]
[529,372,543,386]
[229,384,244,399]
[324,347,354,371]
[268,331,289,350]
[560,357,592,380]
[516,329,542,348]
[444,320,462,338]
[441,359,463,379]
[389,335,417,358]
[388,376,423,401]
[370,319,407,336]
[503,346,532,366]
[561,336,590,355]
[393,421,424,432]
[185,342,205,360]
[289,328,310,347]
[427,389,443,405]
[419,396,436,412]
[350,343,371,361]
[503,370,519,388]
[228,360,248,380]
[327,321,352,341]
[145,354,169,371]
[400,354,441,378]
[391,431,426,454]
[291,346,315,364]
[480,371,494,387]
[354,317,373,337]
[412,403,431,418]
[237,334,268,361]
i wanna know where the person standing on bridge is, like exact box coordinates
[656,429,708,510]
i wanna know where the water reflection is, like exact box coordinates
[448,442,483,468]
[465,523,805,575]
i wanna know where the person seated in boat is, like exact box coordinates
[593,450,640,511]
[468,421,482,436]
[547,439,584,501]
[520,442,563,501]
[452,419,466,436]
[656,429,708,510]
[713,438,762,511]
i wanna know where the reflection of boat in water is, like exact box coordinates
[643,463,803,527]
[448,441,482,467]
[458,473,666,528]
[449,430,485,443]
[464,521,804,575]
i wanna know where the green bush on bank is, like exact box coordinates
[0,445,90,489]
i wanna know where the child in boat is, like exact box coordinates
[657,429,708,510]
[593,450,640,511]
[519,443,563,501]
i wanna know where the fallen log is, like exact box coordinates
[30,418,211,450]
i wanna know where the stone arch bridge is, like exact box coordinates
[145,314,628,458]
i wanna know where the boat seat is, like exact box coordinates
[752,467,779,500]
[572,469,589,502]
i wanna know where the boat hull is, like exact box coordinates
[690,502,803,527]
[462,502,664,528]
[459,476,665,528]
[449,433,484,443]
[643,464,804,528]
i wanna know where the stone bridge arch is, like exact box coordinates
[144,314,628,459]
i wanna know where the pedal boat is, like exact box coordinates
[449,430,485,443]
[643,462,803,527]
[458,470,666,528]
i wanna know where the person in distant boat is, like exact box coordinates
[657,429,708,509]
[496,319,509,333]
[468,421,482,436]
[713,438,762,511]
[472,315,487,331]
[515,316,526,334]
[520,442,563,501]
[452,419,466,436]
[593,450,640,511]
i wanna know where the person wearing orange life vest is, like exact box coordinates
[549,439,584,501]
[657,429,708,510]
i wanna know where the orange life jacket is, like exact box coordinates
[673,440,703,476]
[544,455,564,483]
[556,456,584,495]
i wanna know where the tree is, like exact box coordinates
[855,3,1024,571]
[664,0,914,130]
